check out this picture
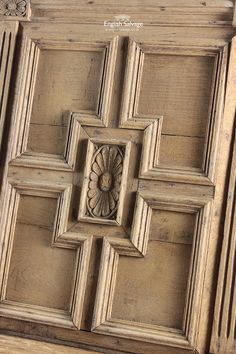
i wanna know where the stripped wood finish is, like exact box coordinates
[211,130,236,354]
[0,2,235,354]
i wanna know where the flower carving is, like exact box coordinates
[87,145,124,219]
[1,0,27,16]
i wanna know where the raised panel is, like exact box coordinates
[0,19,233,354]
[92,193,212,349]
[0,22,18,150]
[5,195,76,311]
[27,47,105,155]
[9,35,118,170]
[138,54,215,137]
[211,128,236,354]
[121,40,228,184]
[0,182,92,329]
[112,240,192,329]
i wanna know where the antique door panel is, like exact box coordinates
[0,15,235,354]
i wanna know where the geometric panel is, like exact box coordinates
[92,192,212,349]
[9,36,118,171]
[78,139,131,225]
[120,39,228,184]
[0,181,92,329]
[0,22,18,151]
[210,129,236,354]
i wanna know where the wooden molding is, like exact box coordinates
[0,180,92,329]
[0,21,18,151]
[0,334,98,354]
[120,39,229,185]
[92,192,212,349]
[27,1,235,27]
[9,36,118,170]
[210,128,236,354]
[78,139,131,226]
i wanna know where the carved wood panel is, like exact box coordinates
[0,14,235,354]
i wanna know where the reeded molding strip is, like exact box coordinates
[211,128,236,354]
[0,22,18,151]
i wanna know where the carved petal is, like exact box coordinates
[108,146,118,171]
[101,193,110,217]
[89,190,102,209]
[90,171,98,181]
[88,188,98,198]
[87,144,124,219]
[93,196,103,216]
[108,192,116,210]
[96,151,106,172]
[101,146,109,170]
[112,163,123,176]
[92,161,102,175]
[89,180,98,190]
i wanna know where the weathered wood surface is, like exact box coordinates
[0,334,99,354]
[0,2,235,354]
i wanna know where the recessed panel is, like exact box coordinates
[138,53,215,170]
[27,48,104,155]
[112,209,195,329]
[5,195,77,311]
[78,139,131,226]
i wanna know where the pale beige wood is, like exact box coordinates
[210,139,236,351]
[30,49,104,126]
[112,241,192,329]
[0,12,234,354]
[92,193,212,349]
[138,53,215,137]
[233,0,236,26]
[0,334,98,354]
[149,209,196,244]
[0,21,18,151]
[159,135,205,169]
[6,195,76,310]
[120,39,228,185]
[29,0,235,27]
[28,124,67,155]
[199,35,236,354]
[0,0,30,19]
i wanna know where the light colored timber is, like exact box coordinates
[0,334,100,354]
[0,21,18,153]
[210,136,236,351]
[0,14,235,354]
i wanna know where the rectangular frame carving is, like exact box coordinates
[92,192,212,350]
[211,127,236,354]
[9,35,118,171]
[0,180,92,329]
[120,39,228,185]
[78,138,131,226]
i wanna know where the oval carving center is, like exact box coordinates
[99,172,113,192]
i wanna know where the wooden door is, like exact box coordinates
[0,2,236,354]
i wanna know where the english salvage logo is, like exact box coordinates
[104,15,143,31]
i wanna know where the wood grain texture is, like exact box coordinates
[0,181,92,329]
[0,21,18,152]
[120,39,228,184]
[92,192,212,349]
[28,0,235,27]
[0,334,99,354]
[0,17,235,354]
[210,128,236,354]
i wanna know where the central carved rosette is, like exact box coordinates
[99,172,113,192]
[87,145,124,218]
